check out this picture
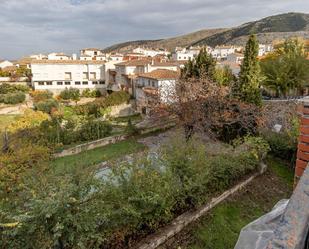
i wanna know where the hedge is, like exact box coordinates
[0,135,269,249]
[34,99,59,114]
[0,92,26,104]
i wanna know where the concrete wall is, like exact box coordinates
[54,134,128,158]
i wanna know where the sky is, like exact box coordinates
[1,0,309,59]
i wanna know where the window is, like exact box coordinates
[57,81,63,85]
[65,81,71,85]
[38,82,44,86]
[82,81,88,85]
[152,81,156,87]
[65,72,72,80]
[99,81,105,85]
[83,72,88,80]
[46,81,52,85]
[75,81,81,85]
[90,72,96,80]
[92,81,98,85]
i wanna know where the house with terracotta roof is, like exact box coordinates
[114,59,180,93]
[31,60,106,93]
[134,69,179,114]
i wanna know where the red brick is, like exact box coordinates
[301,117,309,126]
[296,159,308,170]
[299,135,309,143]
[300,126,309,134]
[298,143,309,153]
[297,150,309,161]
[295,166,305,177]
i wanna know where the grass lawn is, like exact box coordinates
[158,156,294,249]
[0,114,19,131]
[51,139,146,171]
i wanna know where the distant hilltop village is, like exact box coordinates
[0,44,275,114]
[0,43,273,91]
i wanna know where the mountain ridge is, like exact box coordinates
[103,12,309,53]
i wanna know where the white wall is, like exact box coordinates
[31,63,106,92]
[0,60,13,69]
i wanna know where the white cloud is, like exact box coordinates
[0,0,309,59]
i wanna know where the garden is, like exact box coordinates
[0,35,302,249]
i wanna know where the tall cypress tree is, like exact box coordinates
[235,34,262,106]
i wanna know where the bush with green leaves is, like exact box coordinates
[0,92,26,104]
[79,119,112,141]
[0,83,29,94]
[81,88,102,98]
[0,133,268,248]
[75,91,130,117]
[30,90,53,103]
[260,130,297,162]
[59,88,80,102]
[34,99,59,114]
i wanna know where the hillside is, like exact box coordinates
[103,28,226,53]
[193,12,309,46]
[103,12,309,53]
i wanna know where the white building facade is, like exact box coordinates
[31,60,106,93]
[0,60,14,69]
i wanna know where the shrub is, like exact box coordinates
[8,109,49,132]
[30,90,53,103]
[79,120,112,141]
[75,91,130,118]
[0,133,268,248]
[59,88,80,102]
[125,118,139,135]
[34,99,59,114]
[261,130,297,162]
[0,83,29,94]
[0,92,26,104]
[82,88,102,98]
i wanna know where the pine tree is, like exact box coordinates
[235,34,263,106]
[181,48,216,80]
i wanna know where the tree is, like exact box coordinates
[181,48,216,80]
[234,34,263,106]
[214,65,236,86]
[261,38,309,97]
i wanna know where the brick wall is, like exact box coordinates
[295,102,309,185]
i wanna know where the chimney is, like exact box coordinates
[295,101,309,186]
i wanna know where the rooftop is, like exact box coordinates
[138,69,179,80]
[115,59,151,67]
[31,59,105,65]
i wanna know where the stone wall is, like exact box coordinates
[54,134,128,158]
[109,102,136,117]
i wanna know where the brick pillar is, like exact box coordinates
[295,102,309,185]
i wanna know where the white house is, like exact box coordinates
[47,53,72,60]
[133,47,170,57]
[80,48,104,57]
[31,60,106,93]
[172,47,200,61]
[107,53,124,62]
[30,54,48,60]
[114,59,180,92]
[211,46,237,60]
[226,53,244,65]
[135,69,179,114]
[0,60,14,69]
[258,44,273,57]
